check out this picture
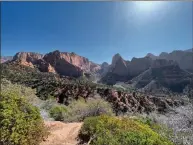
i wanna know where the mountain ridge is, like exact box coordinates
[3,48,193,93]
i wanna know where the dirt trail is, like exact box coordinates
[41,121,83,145]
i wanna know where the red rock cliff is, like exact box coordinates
[12,50,101,77]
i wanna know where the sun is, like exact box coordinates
[133,1,163,12]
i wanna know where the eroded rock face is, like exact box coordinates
[89,62,101,73]
[54,83,183,114]
[112,53,122,67]
[42,51,84,77]
[132,59,192,93]
[37,59,56,73]
[100,55,130,84]
[12,50,101,77]
[128,57,153,77]
[13,52,43,68]
[112,57,129,77]
[159,50,193,72]
[101,55,152,84]
[97,88,183,114]
[146,49,193,72]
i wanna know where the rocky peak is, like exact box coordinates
[12,52,43,67]
[101,62,109,68]
[159,52,169,59]
[158,50,193,71]
[112,53,122,67]
[146,53,157,60]
[112,56,129,77]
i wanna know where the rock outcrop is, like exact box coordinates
[54,83,184,114]
[146,49,193,72]
[42,51,84,77]
[159,50,193,72]
[12,52,43,68]
[128,57,153,77]
[146,53,158,60]
[101,55,152,84]
[97,88,184,114]
[101,49,192,88]
[11,50,101,78]
[100,54,130,84]
[89,61,101,73]
[112,56,129,77]
[37,59,56,73]
[132,59,192,93]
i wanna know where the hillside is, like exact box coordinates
[2,50,193,145]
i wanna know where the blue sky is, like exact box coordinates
[1,2,192,64]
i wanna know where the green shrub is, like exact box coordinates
[79,115,174,145]
[132,115,175,142]
[47,98,114,122]
[1,78,43,107]
[41,96,58,110]
[49,105,67,121]
[63,98,114,122]
[0,90,48,145]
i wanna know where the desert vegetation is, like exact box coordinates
[1,62,193,145]
[79,115,174,145]
[43,97,114,122]
[0,79,49,145]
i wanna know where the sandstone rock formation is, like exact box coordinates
[146,49,193,72]
[111,56,129,77]
[159,50,193,72]
[42,50,84,77]
[97,88,184,114]
[128,57,152,77]
[12,52,43,68]
[132,59,192,93]
[89,61,101,73]
[11,50,101,78]
[37,59,56,73]
[100,54,130,84]
[54,83,184,114]
[146,53,158,60]
[101,49,192,89]
[101,55,152,84]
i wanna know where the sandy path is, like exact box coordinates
[41,121,83,145]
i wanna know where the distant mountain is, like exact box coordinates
[185,48,193,52]
[101,49,192,93]
[146,53,158,60]
[5,48,193,93]
[100,54,153,84]
[146,49,193,72]
[158,50,193,72]
[1,56,13,63]
[11,50,101,78]
[131,59,192,93]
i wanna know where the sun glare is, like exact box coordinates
[133,1,164,12]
